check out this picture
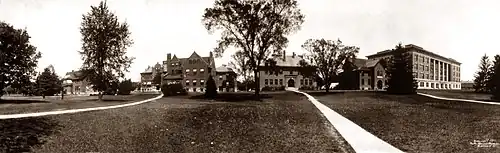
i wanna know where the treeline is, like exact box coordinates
[473,54,500,100]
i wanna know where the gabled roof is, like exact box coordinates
[141,66,153,74]
[216,65,235,73]
[64,70,86,80]
[168,51,213,66]
[259,55,304,67]
[353,58,367,68]
[364,60,380,68]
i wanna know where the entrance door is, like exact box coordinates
[377,80,383,89]
[288,79,295,87]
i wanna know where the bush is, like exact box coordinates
[161,83,187,97]
[205,75,217,99]
[261,86,272,91]
[118,79,135,95]
[261,86,285,91]
[299,86,315,90]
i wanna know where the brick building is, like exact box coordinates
[62,70,95,95]
[163,51,216,92]
[258,52,317,90]
[215,65,237,92]
[140,63,162,91]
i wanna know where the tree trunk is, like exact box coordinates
[254,70,260,96]
[325,81,330,93]
[98,91,103,101]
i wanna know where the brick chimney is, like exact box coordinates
[283,50,286,62]
[210,51,213,58]
[167,53,171,62]
[292,52,296,58]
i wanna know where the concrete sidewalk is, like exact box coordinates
[418,92,500,105]
[289,89,403,153]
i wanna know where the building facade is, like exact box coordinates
[62,70,95,95]
[215,65,237,92]
[258,53,317,90]
[366,44,462,90]
[354,59,388,90]
[163,51,216,92]
[140,63,162,92]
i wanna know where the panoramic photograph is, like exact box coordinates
[1,0,500,152]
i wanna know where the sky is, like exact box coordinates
[1,0,499,82]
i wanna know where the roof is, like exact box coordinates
[364,60,380,68]
[366,44,461,65]
[353,58,367,68]
[216,65,235,73]
[169,51,213,66]
[259,55,304,67]
[64,70,86,80]
[141,66,153,74]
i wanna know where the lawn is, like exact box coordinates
[312,92,500,153]
[0,94,160,115]
[418,89,494,102]
[1,92,354,153]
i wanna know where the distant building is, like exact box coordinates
[215,65,237,92]
[461,81,474,91]
[62,70,94,95]
[258,52,317,90]
[162,51,216,92]
[353,58,388,90]
[366,44,462,90]
[140,63,162,91]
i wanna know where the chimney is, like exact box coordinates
[292,52,296,58]
[283,50,286,62]
[209,51,213,58]
[167,53,171,62]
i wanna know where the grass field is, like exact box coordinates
[418,89,494,102]
[313,92,500,153]
[1,92,354,153]
[0,94,160,115]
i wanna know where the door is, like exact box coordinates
[288,79,295,87]
[377,80,383,89]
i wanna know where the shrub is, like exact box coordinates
[118,79,134,95]
[205,75,217,99]
[161,83,187,97]
[299,86,315,90]
[261,86,272,91]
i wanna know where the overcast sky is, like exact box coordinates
[1,0,499,82]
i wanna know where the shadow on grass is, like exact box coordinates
[0,99,49,104]
[81,99,130,102]
[189,93,273,102]
[0,117,62,153]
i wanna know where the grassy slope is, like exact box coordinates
[418,89,493,101]
[313,92,500,153]
[0,92,353,153]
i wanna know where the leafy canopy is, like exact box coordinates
[386,43,417,94]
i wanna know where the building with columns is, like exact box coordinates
[366,44,461,90]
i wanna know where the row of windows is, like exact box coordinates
[186,79,205,86]
[361,79,371,85]
[418,82,461,89]
[265,71,295,75]
[264,79,283,85]
[185,68,205,73]
[300,79,313,86]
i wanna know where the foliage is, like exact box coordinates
[152,72,162,86]
[103,80,119,95]
[299,86,315,90]
[202,0,305,96]
[35,67,62,97]
[161,83,187,97]
[229,51,252,83]
[237,80,255,91]
[473,54,491,93]
[335,58,359,90]
[301,38,359,92]
[0,21,42,98]
[489,55,500,100]
[118,79,135,95]
[386,43,417,94]
[205,75,218,99]
[79,1,134,100]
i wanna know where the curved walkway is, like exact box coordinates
[0,94,163,119]
[288,89,403,153]
[418,92,500,105]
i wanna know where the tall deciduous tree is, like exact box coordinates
[229,51,252,89]
[473,54,491,93]
[79,1,134,100]
[301,38,359,92]
[386,43,417,94]
[489,55,500,100]
[0,21,42,98]
[202,0,304,96]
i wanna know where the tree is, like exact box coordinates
[489,55,500,100]
[0,21,42,98]
[205,75,217,99]
[229,51,253,90]
[202,0,305,96]
[152,72,162,90]
[118,79,135,95]
[473,54,491,93]
[336,58,359,90]
[79,1,134,101]
[301,38,359,92]
[36,66,62,98]
[386,43,417,94]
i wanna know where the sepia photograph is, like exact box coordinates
[1,0,500,152]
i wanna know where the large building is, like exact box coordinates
[365,44,462,90]
[139,63,162,91]
[163,51,216,92]
[258,52,317,90]
[215,65,237,92]
[62,70,95,95]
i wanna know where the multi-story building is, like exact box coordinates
[215,65,237,92]
[258,52,317,90]
[140,63,162,91]
[366,44,461,90]
[353,58,388,90]
[163,51,216,92]
[62,70,95,95]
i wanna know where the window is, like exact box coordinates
[186,80,190,86]
[280,79,283,85]
[309,80,313,86]
[219,75,223,80]
[426,82,429,87]
[265,71,268,75]
[425,74,429,80]
[201,80,205,86]
[362,79,365,85]
[186,69,190,72]
[431,83,434,88]
[193,80,197,86]
[305,79,308,85]
[200,68,205,72]
[301,79,304,85]
[265,79,268,85]
[270,79,273,85]
[171,63,174,66]
[368,79,371,85]
[275,79,278,86]
[290,71,293,75]
[420,82,424,87]
[193,69,197,73]
[193,88,197,92]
